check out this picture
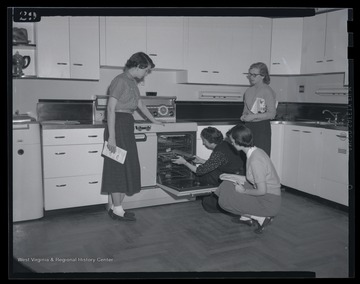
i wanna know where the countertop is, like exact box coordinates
[39,119,348,131]
[271,120,348,131]
[40,121,106,130]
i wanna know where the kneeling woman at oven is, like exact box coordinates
[217,124,281,234]
[172,126,245,186]
[101,52,163,222]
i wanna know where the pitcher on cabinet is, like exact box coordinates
[13,51,31,77]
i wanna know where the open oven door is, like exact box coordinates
[157,182,217,198]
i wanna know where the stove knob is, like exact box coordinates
[169,111,174,116]
[153,111,158,117]
[146,126,151,131]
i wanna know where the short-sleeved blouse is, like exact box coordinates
[108,72,140,112]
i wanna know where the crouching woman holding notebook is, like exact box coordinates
[216,124,282,234]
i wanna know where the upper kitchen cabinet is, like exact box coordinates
[100,17,184,69]
[36,16,100,80]
[270,17,303,75]
[146,17,184,69]
[301,9,348,79]
[101,17,146,67]
[179,17,271,85]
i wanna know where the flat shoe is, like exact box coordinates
[231,217,254,227]
[254,217,274,234]
[108,209,135,220]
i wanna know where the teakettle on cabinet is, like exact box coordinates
[13,51,31,77]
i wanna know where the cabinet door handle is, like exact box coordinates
[326,59,334,62]
[88,135,98,138]
[212,71,220,73]
[148,54,157,56]
[201,70,209,73]
[55,152,66,155]
[336,135,347,140]
[54,136,65,139]
[56,184,67,187]
[316,60,323,63]
[89,181,99,184]
[88,150,98,153]
[302,131,312,133]
[73,63,83,66]
[291,129,300,132]
[57,63,68,65]
[272,62,280,65]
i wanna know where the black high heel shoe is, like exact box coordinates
[231,217,255,227]
[253,217,274,234]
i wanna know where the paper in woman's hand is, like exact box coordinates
[102,141,127,164]
[220,174,246,185]
[250,98,267,114]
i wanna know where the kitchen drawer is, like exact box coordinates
[43,144,103,178]
[44,175,108,210]
[42,128,104,145]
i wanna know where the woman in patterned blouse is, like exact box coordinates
[171,126,245,186]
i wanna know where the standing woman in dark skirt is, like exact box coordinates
[241,62,277,157]
[101,52,163,221]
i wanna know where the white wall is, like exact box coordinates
[12,68,347,117]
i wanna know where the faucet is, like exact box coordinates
[322,109,340,124]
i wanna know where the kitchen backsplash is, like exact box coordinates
[276,102,348,123]
[176,101,349,124]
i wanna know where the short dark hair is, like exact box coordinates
[228,124,253,147]
[200,127,224,145]
[125,52,155,70]
[249,62,270,84]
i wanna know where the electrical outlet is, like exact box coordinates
[299,85,305,93]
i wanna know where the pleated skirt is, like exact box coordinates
[100,112,141,196]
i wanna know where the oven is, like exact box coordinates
[138,123,216,197]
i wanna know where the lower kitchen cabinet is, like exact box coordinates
[281,125,323,195]
[280,124,349,206]
[318,129,349,206]
[270,123,284,181]
[42,128,107,210]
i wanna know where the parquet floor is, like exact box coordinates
[11,190,351,278]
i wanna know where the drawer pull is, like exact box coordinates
[291,129,300,132]
[55,152,66,155]
[201,70,209,73]
[56,184,67,187]
[302,131,311,133]
[73,63,83,66]
[88,150,98,153]
[57,62,68,65]
[88,135,98,138]
[148,54,157,56]
[272,62,280,65]
[326,59,334,62]
[54,136,65,139]
[212,71,220,73]
[89,181,99,184]
[338,148,347,154]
